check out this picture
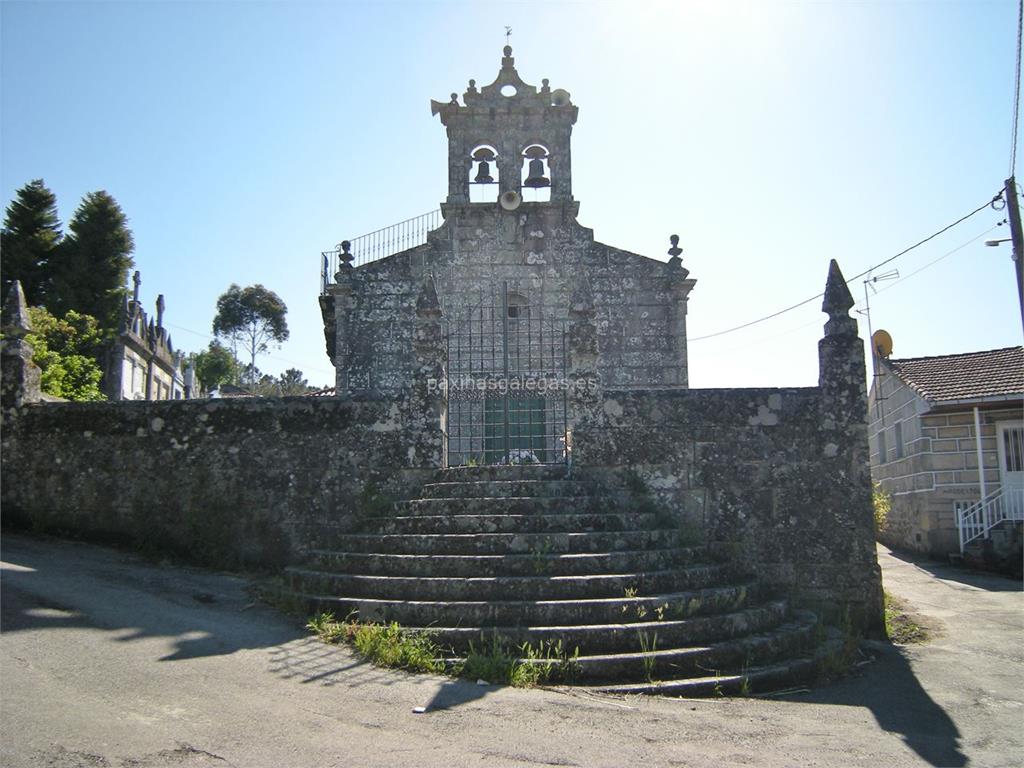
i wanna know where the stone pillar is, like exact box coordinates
[1,281,42,413]
[566,275,602,441]
[665,235,696,388]
[818,259,868,452]
[332,241,357,396]
[816,258,884,632]
[410,275,446,468]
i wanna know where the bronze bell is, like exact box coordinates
[523,158,550,188]
[473,160,494,184]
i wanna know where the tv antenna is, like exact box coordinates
[858,269,899,421]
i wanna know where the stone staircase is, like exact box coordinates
[287,465,834,695]
[961,520,1024,578]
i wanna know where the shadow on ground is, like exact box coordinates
[0,533,983,766]
[0,533,301,663]
[784,641,966,768]
[884,547,1023,593]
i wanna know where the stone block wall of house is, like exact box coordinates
[869,373,1011,555]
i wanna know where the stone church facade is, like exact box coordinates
[320,46,695,403]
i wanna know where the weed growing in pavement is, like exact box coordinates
[306,611,445,674]
[637,630,658,683]
[458,634,580,687]
[530,537,554,575]
[884,591,928,644]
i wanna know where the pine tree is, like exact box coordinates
[1,179,63,307]
[50,190,135,331]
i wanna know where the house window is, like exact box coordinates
[877,429,887,463]
[894,421,904,459]
[1003,425,1023,472]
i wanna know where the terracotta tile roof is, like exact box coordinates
[885,346,1024,403]
[306,386,336,397]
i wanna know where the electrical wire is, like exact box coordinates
[698,225,1000,357]
[1012,0,1023,176]
[689,192,1003,343]
[874,224,1003,293]
[164,321,336,378]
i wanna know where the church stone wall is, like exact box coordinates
[0,395,441,569]
[574,386,882,629]
[329,204,695,397]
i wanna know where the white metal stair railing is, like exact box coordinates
[957,485,1024,553]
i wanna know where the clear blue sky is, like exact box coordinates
[2,0,1021,389]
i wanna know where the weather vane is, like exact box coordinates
[505,26,512,44]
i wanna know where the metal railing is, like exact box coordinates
[956,485,1024,553]
[321,209,441,293]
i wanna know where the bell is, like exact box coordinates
[523,158,550,188]
[473,160,494,184]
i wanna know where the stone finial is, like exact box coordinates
[666,234,689,278]
[132,270,141,303]
[667,234,682,258]
[1,280,42,408]
[156,294,165,329]
[467,79,477,94]
[415,275,442,318]
[822,259,857,337]
[339,240,354,271]
[450,92,459,105]
[2,281,32,339]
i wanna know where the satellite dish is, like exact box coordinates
[872,329,893,359]
[499,190,522,211]
[551,89,571,107]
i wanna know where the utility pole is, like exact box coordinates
[1005,176,1024,331]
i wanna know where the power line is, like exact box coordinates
[698,224,999,356]
[689,192,1003,343]
[1012,0,1023,175]
[164,321,336,377]
[874,224,1002,292]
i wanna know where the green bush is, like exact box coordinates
[873,483,891,536]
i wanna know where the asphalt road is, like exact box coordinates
[1,533,1021,768]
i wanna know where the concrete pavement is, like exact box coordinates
[1,534,1020,768]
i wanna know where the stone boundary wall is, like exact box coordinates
[1,395,440,569]
[575,386,882,629]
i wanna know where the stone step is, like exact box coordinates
[563,612,817,683]
[435,465,573,482]
[304,546,712,578]
[298,581,759,627]
[585,631,841,696]
[418,479,598,499]
[321,528,681,556]
[427,600,791,654]
[286,563,735,602]
[363,511,663,535]
[390,496,630,517]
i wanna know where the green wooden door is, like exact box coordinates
[484,397,546,463]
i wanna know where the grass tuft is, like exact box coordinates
[306,611,445,674]
[884,592,928,644]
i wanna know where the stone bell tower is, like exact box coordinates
[431,45,578,207]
